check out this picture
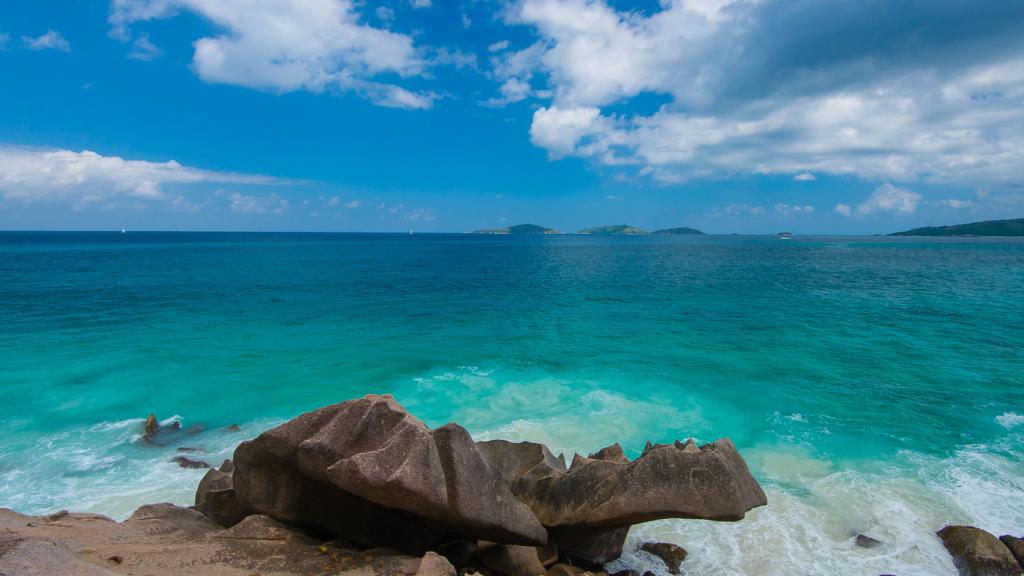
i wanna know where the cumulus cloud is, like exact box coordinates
[709,204,766,217]
[856,183,922,215]
[793,172,816,181]
[23,30,70,52]
[0,146,285,205]
[375,6,394,22]
[939,198,975,209]
[488,40,510,53]
[345,199,362,208]
[410,0,431,8]
[108,0,437,109]
[498,0,1024,184]
[834,203,852,216]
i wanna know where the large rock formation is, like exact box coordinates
[231,395,547,553]
[937,526,1023,576]
[477,437,766,566]
[219,394,766,572]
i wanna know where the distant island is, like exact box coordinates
[890,217,1024,237]
[578,224,648,235]
[652,226,704,235]
[472,223,561,235]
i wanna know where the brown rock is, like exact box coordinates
[173,455,211,469]
[417,551,458,576]
[588,444,628,463]
[639,542,687,574]
[476,542,546,576]
[0,536,120,576]
[233,395,547,553]
[937,525,1022,576]
[215,514,313,543]
[547,525,630,569]
[1000,536,1024,568]
[193,466,247,527]
[547,563,587,576]
[480,437,764,567]
[855,534,883,548]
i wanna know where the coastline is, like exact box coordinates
[4,397,1024,576]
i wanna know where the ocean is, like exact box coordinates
[1,231,1022,575]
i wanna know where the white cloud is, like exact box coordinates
[375,6,394,22]
[345,199,362,208]
[856,183,921,216]
[834,203,852,216]
[939,198,975,209]
[0,146,285,205]
[605,194,622,200]
[228,192,289,215]
[326,196,341,207]
[793,172,816,181]
[127,33,162,60]
[488,40,510,53]
[109,0,437,109]
[530,105,607,158]
[410,0,431,8]
[501,0,1024,185]
[774,203,815,216]
[461,11,472,28]
[23,30,70,52]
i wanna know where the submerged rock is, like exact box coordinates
[639,542,688,574]
[172,455,211,469]
[855,534,883,548]
[937,525,1022,576]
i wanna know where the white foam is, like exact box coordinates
[996,412,1024,429]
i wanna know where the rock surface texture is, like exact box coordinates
[937,526,1023,576]
[0,394,768,575]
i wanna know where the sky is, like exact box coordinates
[1,0,1023,234]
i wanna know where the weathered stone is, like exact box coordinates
[588,444,628,463]
[937,525,1022,576]
[173,455,211,469]
[0,536,119,576]
[855,534,883,548]
[215,514,314,543]
[475,542,547,576]
[639,542,687,574]
[233,395,547,553]
[417,551,458,576]
[1000,536,1024,568]
[548,525,630,569]
[547,563,588,576]
[193,468,248,528]
[537,541,559,567]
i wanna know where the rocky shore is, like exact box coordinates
[1,395,1021,576]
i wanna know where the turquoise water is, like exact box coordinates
[1,232,1022,575]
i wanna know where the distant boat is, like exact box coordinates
[121,227,127,234]
[409,229,414,235]
[777,232,793,239]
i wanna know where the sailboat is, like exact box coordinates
[409,229,414,235]
[121,227,127,234]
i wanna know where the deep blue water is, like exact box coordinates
[1,232,1022,575]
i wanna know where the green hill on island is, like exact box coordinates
[652,226,704,235]
[890,217,1024,237]
[578,224,648,235]
[472,223,561,234]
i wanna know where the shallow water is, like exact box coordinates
[1,232,1022,575]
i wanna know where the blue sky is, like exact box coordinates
[1,0,1022,233]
